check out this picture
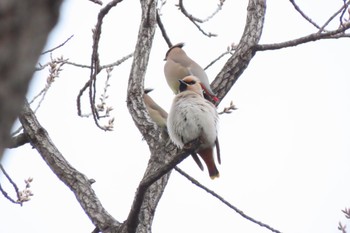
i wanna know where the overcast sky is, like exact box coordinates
[1,1,350,233]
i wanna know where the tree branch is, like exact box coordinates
[41,34,74,55]
[255,22,350,51]
[175,167,282,233]
[122,140,200,233]
[318,0,350,33]
[156,10,172,47]
[19,101,120,233]
[289,0,322,30]
[176,0,218,37]
[124,0,181,232]
[6,133,29,149]
[211,0,266,103]
[76,0,124,131]
[0,164,21,205]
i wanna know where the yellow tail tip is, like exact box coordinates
[210,173,220,180]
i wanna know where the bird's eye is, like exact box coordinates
[186,80,196,85]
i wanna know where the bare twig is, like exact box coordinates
[340,0,350,27]
[289,0,322,30]
[204,43,236,70]
[89,0,103,5]
[31,56,67,113]
[176,0,218,37]
[342,207,350,219]
[218,100,237,114]
[0,183,19,204]
[78,0,124,131]
[41,35,74,55]
[0,164,21,205]
[338,222,347,233]
[178,0,224,23]
[255,22,350,51]
[175,166,282,233]
[39,52,132,70]
[157,10,172,48]
[318,0,350,33]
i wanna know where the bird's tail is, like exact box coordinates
[198,147,220,179]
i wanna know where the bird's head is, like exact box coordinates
[178,76,204,97]
[164,42,185,61]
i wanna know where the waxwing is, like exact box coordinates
[167,76,220,179]
[144,88,204,171]
[144,88,168,128]
[164,43,219,103]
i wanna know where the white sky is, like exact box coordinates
[1,1,350,233]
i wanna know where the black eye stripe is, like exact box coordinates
[185,80,196,85]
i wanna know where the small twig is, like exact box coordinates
[0,164,21,205]
[41,35,74,55]
[89,0,103,5]
[0,183,19,205]
[289,0,322,30]
[178,0,224,23]
[218,101,237,115]
[318,0,350,33]
[340,0,350,27]
[31,56,67,113]
[177,0,218,37]
[42,52,133,70]
[256,22,350,51]
[175,166,282,233]
[338,222,347,233]
[76,53,132,119]
[100,53,133,69]
[157,10,172,48]
[204,43,236,70]
[80,0,124,131]
[342,207,350,219]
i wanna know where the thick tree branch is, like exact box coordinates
[211,0,266,102]
[121,140,200,233]
[19,101,120,233]
[0,0,62,160]
[124,0,185,232]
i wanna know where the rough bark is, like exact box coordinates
[0,0,63,160]
[211,0,266,102]
[19,101,120,233]
[125,0,175,232]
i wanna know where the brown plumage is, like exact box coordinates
[164,43,219,103]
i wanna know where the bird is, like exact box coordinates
[167,75,220,179]
[144,88,168,128]
[143,88,205,171]
[164,43,219,103]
